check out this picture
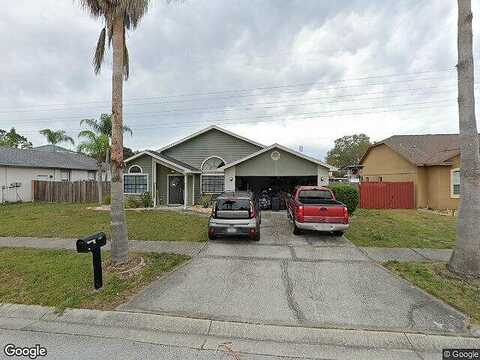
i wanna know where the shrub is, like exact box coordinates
[103,195,111,205]
[327,183,359,214]
[126,196,142,209]
[141,192,153,208]
[199,194,213,208]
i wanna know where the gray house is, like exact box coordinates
[124,125,334,208]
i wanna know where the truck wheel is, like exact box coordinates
[252,231,261,241]
[293,224,302,235]
[208,234,216,240]
[333,231,344,237]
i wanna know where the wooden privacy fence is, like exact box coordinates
[360,181,415,209]
[33,180,110,203]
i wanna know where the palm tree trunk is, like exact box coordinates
[110,16,129,264]
[449,0,480,277]
[97,163,103,205]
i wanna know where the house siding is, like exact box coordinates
[0,166,93,203]
[361,145,461,210]
[235,148,318,177]
[162,128,263,169]
[125,154,154,196]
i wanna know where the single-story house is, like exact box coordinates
[124,125,335,208]
[0,146,97,203]
[360,134,476,210]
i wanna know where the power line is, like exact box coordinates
[0,69,456,112]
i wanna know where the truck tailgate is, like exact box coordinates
[303,204,345,223]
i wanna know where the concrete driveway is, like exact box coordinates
[120,212,467,334]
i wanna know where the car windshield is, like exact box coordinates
[217,199,251,211]
[298,190,333,204]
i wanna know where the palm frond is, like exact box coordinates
[78,130,97,141]
[80,118,101,132]
[94,27,107,74]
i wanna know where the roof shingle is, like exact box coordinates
[0,146,97,171]
[364,134,479,166]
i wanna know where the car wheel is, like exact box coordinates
[293,223,302,235]
[333,231,344,237]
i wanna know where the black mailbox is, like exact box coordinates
[76,232,107,290]
[76,232,107,253]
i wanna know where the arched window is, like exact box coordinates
[129,165,142,174]
[201,156,225,172]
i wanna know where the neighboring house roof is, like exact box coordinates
[34,145,75,153]
[360,134,478,166]
[220,143,337,171]
[156,125,265,153]
[0,146,97,171]
[125,150,201,173]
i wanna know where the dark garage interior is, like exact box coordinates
[236,176,317,210]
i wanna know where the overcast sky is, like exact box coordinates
[1,0,479,160]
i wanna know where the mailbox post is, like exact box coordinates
[76,232,107,290]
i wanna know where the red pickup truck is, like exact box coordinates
[287,186,349,236]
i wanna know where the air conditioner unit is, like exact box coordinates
[9,182,21,188]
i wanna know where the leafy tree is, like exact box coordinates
[78,131,109,205]
[0,128,32,149]
[449,0,480,277]
[123,146,135,159]
[39,129,74,151]
[326,134,371,171]
[80,113,133,181]
[79,0,150,265]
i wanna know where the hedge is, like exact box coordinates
[327,184,359,214]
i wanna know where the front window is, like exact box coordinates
[451,168,460,198]
[202,157,225,172]
[202,175,224,194]
[124,174,148,194]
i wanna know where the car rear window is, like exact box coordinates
[298,190,333,204]
[217,199,251,211]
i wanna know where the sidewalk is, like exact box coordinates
[0,236,206,256]
[0,303,478,360]
[0,236,453,262]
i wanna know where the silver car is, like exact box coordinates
[208,191,261,241]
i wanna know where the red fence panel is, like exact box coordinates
[360,182,414,209]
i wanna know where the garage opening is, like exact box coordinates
[236,176,317,210]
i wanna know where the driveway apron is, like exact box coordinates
[120,212,467,334]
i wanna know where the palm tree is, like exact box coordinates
[39,129,75,151]
[79,0,150,265]
[80,113,133,181]
[449,0,480,277]
[78,131,109,205]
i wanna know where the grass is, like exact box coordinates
[0,202,208,242]
[384,261,480,323]
[346,209,456,249]
[0,247,189,312]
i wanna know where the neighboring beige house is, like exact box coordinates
[359,134,471,210]
[0,146,97,203]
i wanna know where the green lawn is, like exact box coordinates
[385,261,480,323]
[346,209,456,249]
[0,202,208,242]
[0,248,189,311]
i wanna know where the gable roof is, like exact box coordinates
[157,125,265,153]
[360,134,477,166]
[34,145,75,153]
[125,150,201,173]
[220,143,337,171]
[0,146,97,171]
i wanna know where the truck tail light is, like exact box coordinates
[296,205,305,223]
[249,202,256,219]
[343,206,349,224]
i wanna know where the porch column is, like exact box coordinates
[184,174,187,209]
